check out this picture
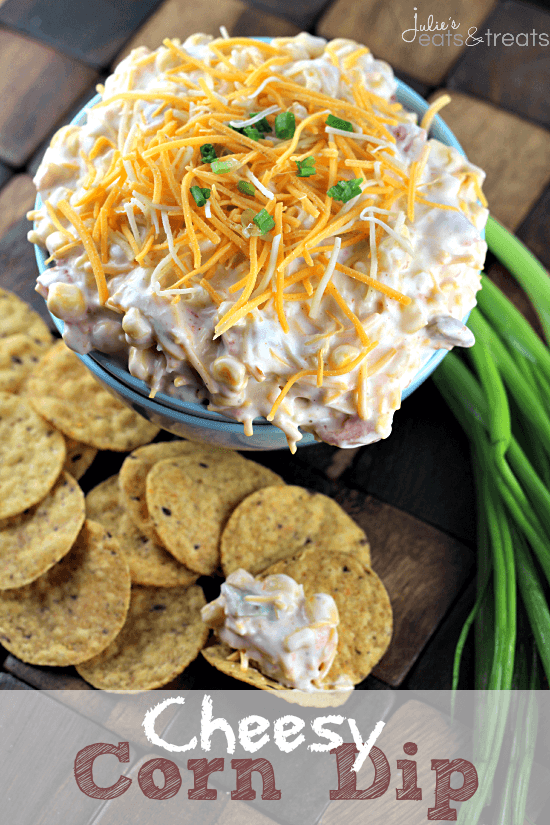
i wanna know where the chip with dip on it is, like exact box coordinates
[202,553,392,703]
[202,568,352,706]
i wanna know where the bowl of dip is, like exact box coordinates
[32,34,487,452]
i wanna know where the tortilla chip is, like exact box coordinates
[86,475,197,588]
[118,513,199,587]
[221,485,370,576]
[76,584,208,690]
[0,391,66,519]
[0,333,51,394]
[0,472,85,589]
[202,643,352,707]
[262,552,392,685]
[63,437,97,480]
[26,341,160,451]
[119,440,200,541]
[146,451,284,576]
[0,520,131,666]
[85,474,125,529]
[0,288,52,346]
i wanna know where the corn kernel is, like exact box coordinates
[46,282,86,323]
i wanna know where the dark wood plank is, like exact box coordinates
[404,582,475,690]
[0,0,164,68]
[317,0,497,85]
[0,27,97,167]
[27,79,103,178]
[447,1,550,129]
[0,215,55,331]
[348,377,477,547]
[284,442,360,482]
[3,656,92,690]
[247,448,337,496]
[242,0,328,29]
[0,174,37,239]
[517,182,550,274]
[333,488,475,686]
[115,0,299,66]
[0,689,139,824]
[0,162,12,189]
[0,672,33,690]
[393,69,430,99]
[426,89,550,231]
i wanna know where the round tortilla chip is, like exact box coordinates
[0,471,85,589]
[0,288,52,346]
[262,552,392,685]
[86,475,197,587]
[0,391,66,519]
[0,520,131,666]
[0,333,51,394]
[63,437,97,480]
[86,474,125,529]
[202,643,352,707]
[221,486,370,576]
[146,451,284,575]
[26,341,160,451]
[118,513,199,587]
[119,440,200,541]
[76,584,208,690]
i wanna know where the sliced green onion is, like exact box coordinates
[242,125,262,141]
[250,113,271,133]
[210,159,232,174]
[274,112,296,140]
[327,178,363,203]
[200,143,217,163]
[231,116,271,141]
[237,180,256,196]
[252,208,275,235]
[189,186,211,207]
[326,114,354,132]
[296,156,316,177]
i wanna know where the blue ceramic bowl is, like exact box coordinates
[34,48,474,450]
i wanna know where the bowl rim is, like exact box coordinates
[34,39,479,432]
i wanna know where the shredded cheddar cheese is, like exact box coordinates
[57,199,109,304]
[420,94,452,133]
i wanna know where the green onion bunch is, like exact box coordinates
[433,217,550,691]
[432,216,548,823]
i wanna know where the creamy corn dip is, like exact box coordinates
[201,568,340,691]
[29,33,488,451]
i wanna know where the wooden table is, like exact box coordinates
[0,0,548,697]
